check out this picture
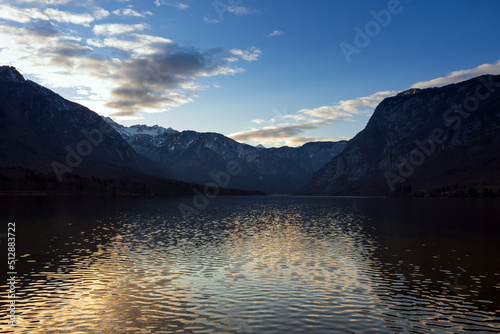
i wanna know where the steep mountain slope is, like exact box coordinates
[0,66,250,196]
[302,75,500,196]
[0,66,166,182]
[107,118,347,193]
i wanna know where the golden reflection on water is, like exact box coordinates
[1,197,499,333]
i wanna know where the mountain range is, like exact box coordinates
[105,117,346,193]
[0,66,345,195]
[1,65,499,197]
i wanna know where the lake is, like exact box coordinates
[0,196,499,333]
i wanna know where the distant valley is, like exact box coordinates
[106,118,346,193]
[1,65,499,197]
[0,66,345,195]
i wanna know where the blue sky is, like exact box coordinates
[1,0,500,147]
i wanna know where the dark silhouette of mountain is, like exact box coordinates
[0,65,341,195]
[0,66,262,196]
[302,74,500,196]
[106,118,347,194]
[0,66,163,179]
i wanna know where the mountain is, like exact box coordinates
[0,65,341,195]
[0,66,165,180]
[302,75,500,196]
[0,66,260,196]
[106,118,347,194]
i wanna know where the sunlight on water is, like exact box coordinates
[0,196,499,333]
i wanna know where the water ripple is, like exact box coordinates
[0,196,499,333]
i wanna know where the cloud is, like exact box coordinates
[203,4,259,24]
[232,91,397,147]
[251,119,267,124]
[229,120,333,143]
[239,61,500,146]
[299,91,396,120]
[203,17,220,24]
[15,0,73,4]
[155,0,189,10]
[268,30,284,37]
[44,8,95,26]
[102,47,243,114]
[93,8,110,20]
[0,5,107,26]
[87,34,173,55]
[227,6,260,16]
[0,3,246,120]
[92,23,151,36]
[229,47,261,62]
[0,4,47,23]
[112,8,146,17]
[52,43,93,57]
[412,60,500,89]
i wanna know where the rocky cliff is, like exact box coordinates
[302,75,500,196]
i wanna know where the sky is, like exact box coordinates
[1,0,500,147]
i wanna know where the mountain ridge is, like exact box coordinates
[105,117,347,193]
[0,66,345,195]
[301,74,500,196]
[0,66,264,196]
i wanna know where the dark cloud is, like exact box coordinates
[52,43,93,57]
[105,45,233,114]
[105,89,177,112]
[28,19,60,37]
[0,16,242,118]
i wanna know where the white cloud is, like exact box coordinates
[227,6,260,16]
[93,8,110,20]
[76,89,89,95]
[0,4,47,23]
[412,60,500,89]
[87,34,173,56]
[0,2,246,120]
[229,47,261,62]
[44,8,95,26]
[235,60,500,146]
[155,0,189,10]
[203,17,220,24]
[299,91,396,120]
[229,121,335,147]
[231,91,397,146]
[15,0,73,4]
[268,30,284,37]
[92,23,151,36]
[112,8,145,18]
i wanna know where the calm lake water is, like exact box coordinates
[0,196,499,333]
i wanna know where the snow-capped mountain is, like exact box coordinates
[0,66,237,195]
[105,118,347,193]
